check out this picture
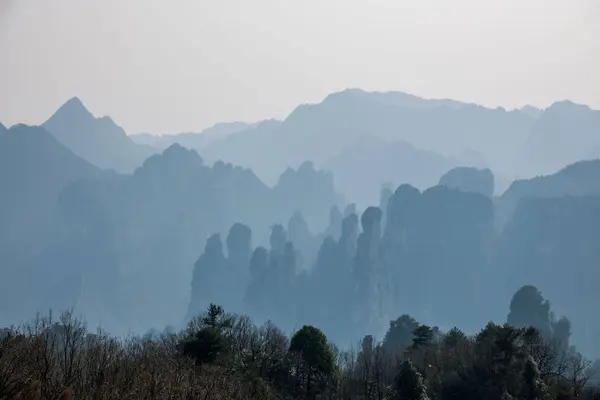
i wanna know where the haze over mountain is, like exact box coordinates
[324,136,460,207]
[35,89,600,208]
[495,192,600,356]
[42,97,156,172]
[0,124,112,322]
[3,1,600,396]
[0,135,342,333]
[519,105,543,119]
[0,124,105,245]
[4,87,600,360]
[496,159,600,230]
[523,100,600,176]
[438,167,495,198]
[131,120,271,151]
[201,89,535,189]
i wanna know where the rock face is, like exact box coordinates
[439,167,495,197]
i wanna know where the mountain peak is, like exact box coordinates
[547,100,591,113]
[51,97,94,122]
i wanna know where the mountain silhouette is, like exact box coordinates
[496,159,600,229]
[0,124,104,239]
[495,194,600,357]
[519,105,543,119]
[0,124,108,319]
[202,89,535,189]
[0,122,6,136]
[193,119,283,170]
[523,101,600,176]
[438,167,495,197]
[0,123,105,244]
[131,120,271,151]
[49,143,341,332]
[42,97,156,172]
[324,136,457,207]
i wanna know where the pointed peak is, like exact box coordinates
[53,97,94,120]
[65,96,85,107]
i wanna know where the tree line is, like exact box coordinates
[1,288,598,400]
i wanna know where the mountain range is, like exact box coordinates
[130,120,272,151]
[5,89,600,355]
[195,89,600,204]
[32,90,600,207]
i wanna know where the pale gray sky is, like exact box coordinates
[0,0,598,134]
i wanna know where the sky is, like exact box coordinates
[0,0,598,134]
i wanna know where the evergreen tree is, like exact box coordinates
[412,325,434,349]
[290,325,336,398]
[394,360,429,400]
[507,285,552,338]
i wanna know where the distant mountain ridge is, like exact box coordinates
[38,90,600,201]
[438,167,495,197]
[496,159,600,230]
[324,135,459,207]
[42,97,156,172]
[523,101,600,176]
[201,88,536,190]
[130,120,274,151]
[519,105,543,119]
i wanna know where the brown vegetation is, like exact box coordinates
[0,307,598,400]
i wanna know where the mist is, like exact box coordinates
[1,1,600,398]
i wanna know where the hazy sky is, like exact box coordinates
[0,0,598,134]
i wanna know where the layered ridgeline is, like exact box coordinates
[524,101,600,176]
[0,130,342,334]
[3,90,600,360]
[200,89,530,205]
[188,184,495,347]
[438,166,495,197]
[127,89,600,207]
[496,159,600,229]
[494,160,600,356]
[42,97,156,172]
[186,159,600,357]
[131,120,275,151]
[0,124,112,323]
